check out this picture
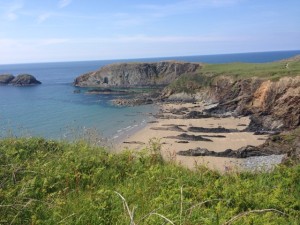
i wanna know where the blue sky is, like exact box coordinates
[0,0,299,64]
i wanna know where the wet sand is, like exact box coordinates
[116,102,268,172]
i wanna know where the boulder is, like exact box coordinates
[10,74,41,86]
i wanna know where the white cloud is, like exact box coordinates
[2,1,23,21]
[58,0,72,9]
[37,12,52,23]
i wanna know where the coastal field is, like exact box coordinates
[168,55,300,94]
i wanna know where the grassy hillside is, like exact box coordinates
[0,138,299,224]
[168,56,300,93]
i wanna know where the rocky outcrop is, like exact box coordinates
[10,74,41,86]
[178,128,300,161]
[177,145,277,158]
[0,74,15,84]
[0,74,41,86]
[201,76,300,130]
[74,61,200,87]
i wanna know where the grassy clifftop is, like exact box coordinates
[168,55,300,93]
[1,138,299,224]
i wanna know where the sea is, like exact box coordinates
[1,50,300,141]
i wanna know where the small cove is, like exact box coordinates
[1,50,300,140]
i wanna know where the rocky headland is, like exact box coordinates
[0,74,41,86]
[74,61,200,87]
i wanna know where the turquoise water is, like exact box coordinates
[0,50,300,140]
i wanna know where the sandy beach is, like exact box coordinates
[117,102,268,172]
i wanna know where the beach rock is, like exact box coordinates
[188,126,238,133]
[253,131,280,135]
[185,111,212,119]
[202,134,226,138]
[177,145,277,158]
[123,141,145,145]
[169,107,189,115]
[166,133,213,142]
[178,128,300,161]
[74,61,200,87]
[0,74,15,85]
[151,125,186,132]
[10,74,41,86]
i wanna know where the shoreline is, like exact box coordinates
[116,101,276,172]
[110,104,159,147]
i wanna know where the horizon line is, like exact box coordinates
[1,49,300,66]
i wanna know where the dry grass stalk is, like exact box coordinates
[222,208,287,225]
[180,185,183,225]
[148,213,175,225]
[115,191,136,225]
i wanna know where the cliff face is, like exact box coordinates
[202,76,300,130]
[74,61,200,87]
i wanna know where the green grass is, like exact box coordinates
[201,61,300,80]
[0,138,299,224]
[167,58,300,93]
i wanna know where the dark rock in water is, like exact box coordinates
[112,97,153,106]
[166,133,213,142]
[10,74,41,86]
[86,88,127,95]
[73,89,81,93]
[177,145,278,158]
[0,74,15,84]
[188,126,238,133]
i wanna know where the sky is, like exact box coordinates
[0,0,299,64]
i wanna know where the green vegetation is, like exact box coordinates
[168,58,300,93]
[201,60,300,80]
[280,127,300,144]
[1,138,299,224]
[168,73,213,94]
